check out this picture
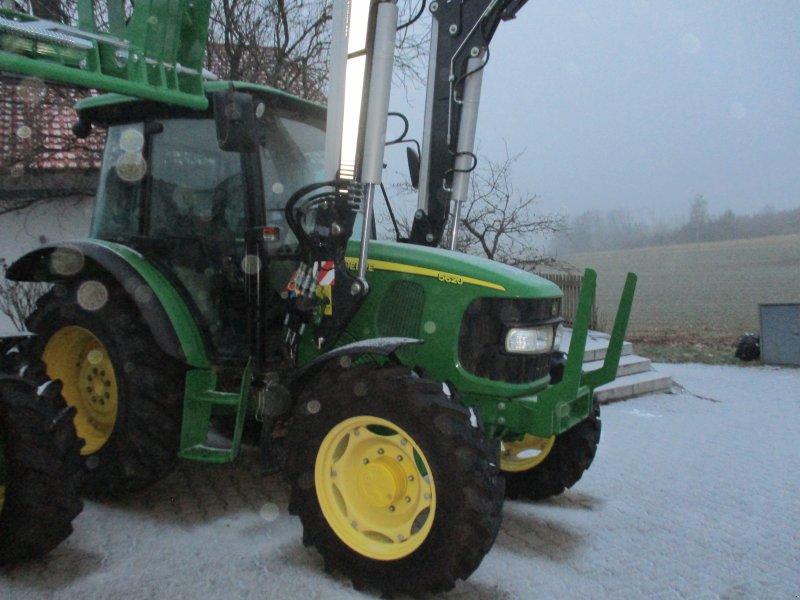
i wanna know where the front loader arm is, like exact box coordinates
[410,0,530,247]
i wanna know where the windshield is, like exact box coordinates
[259,110,327,255]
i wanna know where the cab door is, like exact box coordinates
[144,118,249,360]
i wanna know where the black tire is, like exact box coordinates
[0,359,84,564]
[25,279,184,496]
[285,364,504,595]
[503,400,601,501]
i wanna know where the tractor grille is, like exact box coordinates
[459,297,561,384]
[376,280,425,362]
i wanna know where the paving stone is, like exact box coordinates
[1,365,798,599]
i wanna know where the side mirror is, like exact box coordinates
[406,146,420,189]
[213,89,258,152]
[72,118,92,139]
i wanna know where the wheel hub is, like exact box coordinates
[358,460,406,507]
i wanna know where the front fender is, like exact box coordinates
[7,240,210,368]
[289,337,424,387]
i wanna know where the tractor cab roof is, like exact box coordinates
[75,80,325,127]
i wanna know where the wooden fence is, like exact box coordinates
[536,272,597,328]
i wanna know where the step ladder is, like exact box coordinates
[179,360,252,463]
[0,0,211,108]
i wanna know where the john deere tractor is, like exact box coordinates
[0,0,635,593]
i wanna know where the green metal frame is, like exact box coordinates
[0,1,210,108]
[474,270,637,438]
[180,359,252,463]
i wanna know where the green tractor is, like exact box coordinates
[0,0,635,593]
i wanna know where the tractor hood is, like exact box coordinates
[345,240,561,300]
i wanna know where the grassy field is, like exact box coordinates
[566,234,800,347]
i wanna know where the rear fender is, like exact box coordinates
[7,240,210,368]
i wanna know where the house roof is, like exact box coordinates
[0,75,103,171]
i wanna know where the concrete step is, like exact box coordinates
[584,353,653,378]
[594,370,674,404]
[561,329,633,362]
[561,328,674,403]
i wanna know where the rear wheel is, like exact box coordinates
[502,400,601,500]
[285,364,504,595]
[26,280,184,496]
[0,356,84,563]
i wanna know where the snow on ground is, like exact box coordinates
[1,363,799,599]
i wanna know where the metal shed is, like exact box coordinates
[759,303,800,366]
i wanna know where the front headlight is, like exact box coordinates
[505,326,554,355]
[553,323,564,351]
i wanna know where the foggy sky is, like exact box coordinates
[389,1,800,221]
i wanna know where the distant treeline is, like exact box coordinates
[551,200,800,254]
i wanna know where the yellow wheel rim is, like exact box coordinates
[500,434,556,472]
[315,416,436,561]
[42,326,118,455]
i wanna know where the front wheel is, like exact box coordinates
[502,400,601,500]
[285,364,504,595]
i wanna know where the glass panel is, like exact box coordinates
[91,124,145,239]
[259,111,326,256]
[147,119,247,359]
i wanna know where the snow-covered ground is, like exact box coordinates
[2,363,799,599]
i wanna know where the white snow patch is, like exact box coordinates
[37,380,54,396]
[468,407,479,428]
[627,408,662,419]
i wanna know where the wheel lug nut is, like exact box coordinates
[362,458,369,464]
[351,521,358,529]
[331,470,337,477]
[405,496,411,503]
[388,506,395,512]
[396,456,403,462]
[408,475,414,482]
[377,448,384,455]
[398,534,405,541]
[400,439,407,446]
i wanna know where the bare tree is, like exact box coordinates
[207,0,429,102]
[456,149,566,266]
[206,0,331,102]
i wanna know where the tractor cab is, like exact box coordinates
[79,83,327,362]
